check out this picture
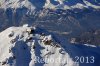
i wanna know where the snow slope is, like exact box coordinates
[0,24,100,66]
[0,24,77,66]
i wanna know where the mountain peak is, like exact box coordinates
[0,24,100,66]
[0,24,77,66]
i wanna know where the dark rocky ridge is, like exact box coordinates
[0,8,100,45]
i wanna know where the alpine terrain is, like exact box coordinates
[0,25,100,66]
[0,0,100,66]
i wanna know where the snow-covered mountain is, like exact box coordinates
[0,0,35,10]
[0,0,100,10]
[0,24,100,66]
[0,24,77,66]
[0,0,100,45]
[0,0,100,66]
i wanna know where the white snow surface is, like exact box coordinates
[0,25,77,66]
[0,25,100,66]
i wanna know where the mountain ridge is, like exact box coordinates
[0,0,100,11]
[0,24,100,66]
[0,24,77,66]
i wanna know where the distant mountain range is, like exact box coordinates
[0,0,100,45]
[0,0,100,10]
